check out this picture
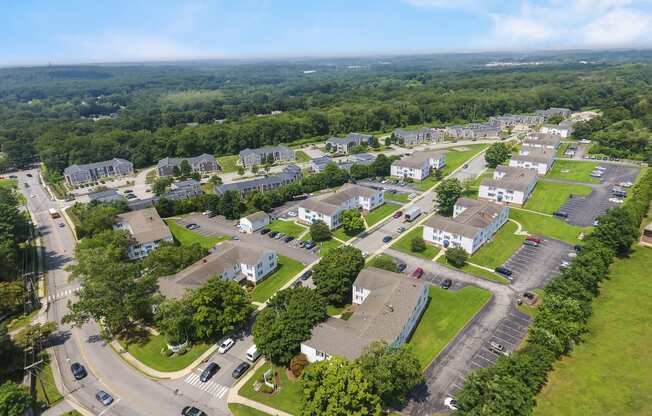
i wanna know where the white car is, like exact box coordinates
[218,338,235,354]
[619,181,633,188]
[408,193,417,200]
[560,260,570,268]
[579,139,592,144]
[362,252,369,258]
[444,397,459,411]
[288,211,297,217]
[202,211,211,216]
[30,194,35,198]
[608,197,624,204]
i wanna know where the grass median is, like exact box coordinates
[267,219,307,238]
[165,220,231,250]
[117,333,211,373]
[546,160,599,183]
[390,226,441,260]
[239,363,302,415]
[524,181,593,214]
[364,203,401,227]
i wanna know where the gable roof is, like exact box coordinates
[115,207,172,244]
[481,166,538,192]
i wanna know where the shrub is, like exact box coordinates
[445,247,468,267]
[290,353,309,377]
[411,236,426,252]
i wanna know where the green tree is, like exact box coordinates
[355,342,424,407]
[310,220,332,242]
[141,242,207,278]
[312,246,365,305]
[13,321,58,349]
[251,164,259,174]
[218,190,244,219]
[350,163,371,180]
[370,153,393,176]
[179,159,192,177]
[0,281,25,316]
[590,208,638,255]
[0,381,33,416]
[209,174,222,186]
[300,357,382,416]
[340,209,365,236]
[155,299,195,344]
[71,200,128,238]
[484,142,511,168]
[368,255,397,272]
[411,236,426,253]
[151,176,173,195]
[445,247,468,267]
[237,165,245,176]
[436,178,463,215]
[456,367,534,416]
[190,278,254,340]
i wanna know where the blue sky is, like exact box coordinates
[2,0,652,65]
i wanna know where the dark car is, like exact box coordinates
[304,241,316,249]
[207,211,217,218]
[574,244,583,252]
[185,223,199,230]
[441,279,452,289]
[70,362,87,380]
[284,236,294,243]
[260,228,271,235]
[126,193,137,200]
[232,361,251,379]
[8,175,17,179]
[553,211,569,218]
[268,231,278,238]
[523,239,539,247]
[300,270,312,281]
[26,173,33,177]
[382,235,393,243]
[495,266,512,276]
[95,390,114,406]
[412,267,424,278]
[393,211,403,219]
[199,362,220,382]
[182,406,207,416]
[526,237,542,244]
[397,263,407,272]
[292,280,302,288]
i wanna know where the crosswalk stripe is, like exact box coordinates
[182,372,229,398]
[217,386,228,398]
[186,373,200,384]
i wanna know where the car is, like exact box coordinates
[382,235,393,243]
[304,241,316,250]
[396,226,406,234]
[126,193,137,199]
[440,279,452,289]
[593,220,600,226]
[207,211,217,218]
[202,211,211,216]
[288,211,297,217]
[523,239,539,247]
[231,236,240,240]
[579,139,592,144]
[70,362,87,380]
[182,406,207,416]
[95,390,114,406]
[300,270,312,281]
[553,211,569,218]
[393,210,403,219]
[463,163,469,169]
[260,228,271,235]
[284,236,294,243]
[26,173,33,177]
[124,189,134,193]
[185,223,199,230]
[444,397,459,411]
[291,280,302,288]
[560,260,570,268]
[275,232,285,239]
[8,175,17,179]
[568,251,577,258]
[526,236,542,244]
[58,223,65,228]
[30,194,35,198]
[218,338,235,354]
[199,362,220,382]
[232,362,251,379]
[362,251,369,258]
[397,263,407,272]
[412,267,424,278]
[268,231,278,238]
[408,193,417,200]
[488,341,510,356]
[609,197,624,204]
[574,244,583,252]
[495,266,512,276]
[620,181,633,187]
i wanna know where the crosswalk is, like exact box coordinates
[184,372,229,399]
[47,287,80,302]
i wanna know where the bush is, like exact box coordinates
[445,247,468,267]
[369,255,398,272]
[310,220,332,242]
[411,236,426,253]
[290,353,309,377]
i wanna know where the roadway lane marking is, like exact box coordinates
[47,287,80,301]
[184,373,230,398]
[98,397,121,416]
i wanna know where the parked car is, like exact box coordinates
[126,194,137,200]
[412,267,424,278]
[200,362,220,382]
[218,338,235,354]
[397,263,407,272]
[207,211,217,218]
[231,362,251,379]
[300,270,312,281]
[362,251,369,258]
[95,390,114,406]
[185,223,199,230]
[260,228,271,235]
[291,280,302,288]
[407,193,417,200]
[268,231,278,238]
[396,226,406,234]
[70,362,87,380]
[526,236,542,244]
[444,397,459,411]
[275,232,285,239]
[619,181,633,187]
[608,197,624,204]
[393,210,403,219]
[58,223,65,228]
[124,189,134,193]
[382,235,393,243]
[574,244,583,252]
[26,173,33,177]
[553,211,569,218]
[579,139,592,144]
[440,279,452,290]
[288,211,297,217]
[304,241,316,249]
[284,236,294,243]
[523,239,539,247]
[560,260,570,269]
[495,266,512,276]
[182,406,207,416]
[488,341,510,356]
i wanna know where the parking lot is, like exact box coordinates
[356,178,418,193]
[501,237,574,290]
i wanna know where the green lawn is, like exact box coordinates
[524,181,593,214]
[36,360,63,408]
[0,178,17,190]
[317,238,341,256]
[409,286,492,368]
[332,227,355,241]
[416,175,440,191]
[267,220,307,238]
[509,209,591,245]
[6,309,39,332]
[555,143,569,158]
[327,303,352,316]
[251,256,305,303]
[440,144,490,176]
[546,160,599,183]
[295,150,311,163]
[384,192,410,203]
[534,246,652,416]
[469,221,525,269]
[365,203,401,227]
[165,220,231,250]
[239,363,303,415]
[217,155,240,173]
[228,404,271,416]
[118,334,211,372]
[390,226,441,260]
[436,256,510,284]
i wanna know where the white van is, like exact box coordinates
[246,345,261,362]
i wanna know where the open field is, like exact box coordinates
[250,255,305,303]
[239,363,302,415]
[436,256,510,284]
[118,334,211,372]
[408,286,492,368]
[469,221,525,269]
[267,220,306,238]
[166,220,231,249]
[217,155,240,173]
[524,181,593,214]
[509,209,591,245]
[547,160,599,183]
[390,226,441,260]
[534,246,652,416]
[365,203,401,227]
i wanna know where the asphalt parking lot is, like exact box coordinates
[356,178,418,193]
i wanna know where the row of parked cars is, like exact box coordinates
[260,227,296,243]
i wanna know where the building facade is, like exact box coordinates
[113,207,173,260]
[239,211,270,234]
[478,166,538,206]
[522,132,561,150]
[390,151,446,181]
[239,146,295,167]
[64,158,134,186]
[215,164,302,195]
[540,124,573,138]
[509,148,556,175]
[156,154,220,177]
[163,179,203,201]
[326,133,374,153]
[298,184,384,229]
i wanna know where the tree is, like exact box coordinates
[290,353,309,377]
[13,321,58,349]
[340,209,365,236]
[368,255,397,272]
[251,164,259,174]
[237,165,245,176]
[350,163,371,180]
[155,299,195,345]
[300,357,382,416]
[0,281,25,316]
[445,247,468,267]
[411,236,426,253]
[179,159,192,177]
[312,246,365,305]
[71,201,128,238]
[152,176,173,195]
[190,278,254,340]
[253,287,327,365]
[456,366,534,416]
[0,381,33,416]
[370,153,392,177]
[209,174,222,186]
[590,207,638,255]
[355,342,424,407]
[436,178,463,215]
[310,220,332,242]
[141,242,207,278]
[218,190,244,219]
[484,142,511,168]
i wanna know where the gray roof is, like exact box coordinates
[425,198,505,238]
[512,148,555,165]
[88,189,122,201]
[311,156,333,170]
[115,207,172,244]
[64,158,132,175]
[350,153,376,163]
[244,211,269,223]
[392,151,445,169]
[239,146,292,157]
[156,153,217,169]
[524,133,561,147]
[170,179,200,190]
[299,184,380,216]
[481,166,538,192]
[215,168,301,194]
[304,268,426,360]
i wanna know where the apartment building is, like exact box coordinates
[156,154,220,177]
[509,148,556,175]
[478,166,538,206]
[393,127,444,146]
[239,146,295,167]
[326,133,374,153]
[163,179,203,201]
[390,151,446,181]
[64,158,134,186]
[113,207,173,260]
[522,132,561,150]
[540,124,573,138]
[215,164,302,195]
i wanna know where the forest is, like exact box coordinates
[1,52,652,176]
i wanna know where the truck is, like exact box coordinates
[403,206,422,222]
[48,208,61,219]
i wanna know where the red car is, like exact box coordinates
[393,210,403,219]
[526,236,542,244]
[412,267,424,278]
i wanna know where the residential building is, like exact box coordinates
[349,153,376,165]
[478,166,538,206]
[535,107,572,119]
[156,154,220,177]
[158,242,278,299]
[239,146,295,167]
[300,268,428,362]
[163,179,203,201]
[390,151,446,181]
[239,211,270,234]
[64,158,134,186]
[113,207,173,260]
[509,148,556,175]
[393,127,444,146]
[88,189,125,203]
[540,124,573,138]
[326,133,374,153]
[310,156,333,173]
[423,198,509,254]
[298,184,384,229]
[522,132,561,150]
[488,114,545,128]
[215,164,302,195]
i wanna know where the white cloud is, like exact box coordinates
[490,14,555,44]
[582,8,652,46]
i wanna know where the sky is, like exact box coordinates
[2,0,652,65]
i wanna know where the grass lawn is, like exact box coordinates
[436,256,510,284]
[36,360,63,408]
[165,220,231,250]
[441,144,490,176]
[534,246,652,416]
[239,363,303,415]
[546,160,599,183]
[118,334,211,372]
[365,203,401,227]
[228,404,271,416]
[555,143,569,158]
[384,192,410,203]
[317,238,341,256]
[332,227,355,241]
[509,209,591,245]
[251,256,305,303]
[267,220,306,238]
[295,150,311,163]
[416,175,440,191]
[0,178,17,190]
[6,309,39,332]
[524,181,593,214]
[469,221,525,269]
[408,286,492,368]
[327,303,352,316]
[217,155,240,173]
[390,226,441,260]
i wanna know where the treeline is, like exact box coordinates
[455,169,652,415]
